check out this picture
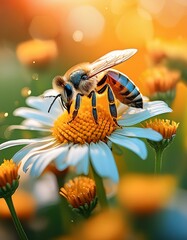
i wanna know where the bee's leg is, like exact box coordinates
[107,85,121,127]
[68,93,82,123]
[88,91,98,124]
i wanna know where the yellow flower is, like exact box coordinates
[60,176,97,216]
[144,119,178,174]
[144,118,179,140]
[143,119,179,169]
[142,66,180,95]
[118,174,177,214]
[0,159,20,198]
[16,39,58,67]
[141,66,180,106]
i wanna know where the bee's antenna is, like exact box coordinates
[61,101,67,110]
[45,94,61,113]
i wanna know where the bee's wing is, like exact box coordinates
[88,49,137,78]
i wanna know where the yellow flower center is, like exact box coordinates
[144,118,179,139]
[52,97,117,144]
[0,159,19,188]
[60,176,96,208]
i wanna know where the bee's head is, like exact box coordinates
[52,76,74,113]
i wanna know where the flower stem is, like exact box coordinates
[4,196,28,240]
[90,164,108,208]
[154,149,164,174]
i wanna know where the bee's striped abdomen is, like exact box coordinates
[107,69,143,108]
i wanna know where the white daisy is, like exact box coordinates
[0,90,172,182]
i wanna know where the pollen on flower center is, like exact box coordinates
[52,101,117,144]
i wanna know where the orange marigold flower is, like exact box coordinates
[142,66,180,95]
[0,159,20,198]
[144,118,179,139]
[60,176,96,209]
[0,159,19,187]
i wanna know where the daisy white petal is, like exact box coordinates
[118,101,172,126]
[108,134,147,159]
[74,145,89,175]
[90,141,119,182]
[76,155,89,175]
[22,143,59,172]
[54,144,70,171]
[22,119,44,128]
[0,139,41,150]
[115,127,162,141]
[27,93,62,116]
[14,107,54,126]
[67,144,89,167]
[8,125,51,132]
[30,147,68,176]
[13,138,55,163]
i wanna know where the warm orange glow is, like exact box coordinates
[78,209,129,240]
[0,190,36,219]
[116,8,154,48]
[118,174,177,214]
[29,15,60,39]
[16,39,58,67]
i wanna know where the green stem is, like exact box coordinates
[154,149,164,174]
[4,196,28,240]
[90,164,108,208]
[56,175,72,234]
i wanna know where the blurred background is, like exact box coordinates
[0,0,187,239]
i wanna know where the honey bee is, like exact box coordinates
[48,49,143,125]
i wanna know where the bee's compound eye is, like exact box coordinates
[81,74,88,80]
[64,84,73,97]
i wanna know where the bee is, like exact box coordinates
[48,49,143,125]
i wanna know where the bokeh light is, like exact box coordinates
[66,5,105,45]
[29,15,60,39]
[16,39,58,67]
[116,8,154,48]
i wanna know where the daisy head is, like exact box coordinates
[0,89,172,182]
